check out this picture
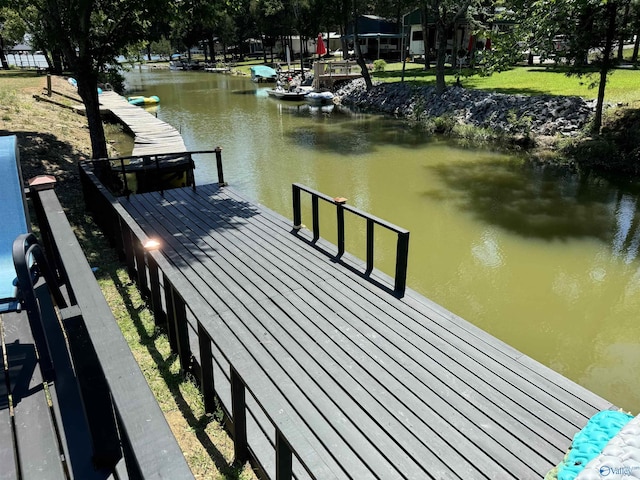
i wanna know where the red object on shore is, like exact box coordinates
[316,33,327,56]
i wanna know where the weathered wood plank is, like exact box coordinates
[98,92,185,156]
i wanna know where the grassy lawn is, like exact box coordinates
[373,62,640,104]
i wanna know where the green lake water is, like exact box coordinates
[125,68,640,414]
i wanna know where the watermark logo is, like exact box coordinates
[599,465,640,477]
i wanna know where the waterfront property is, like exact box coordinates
[80,156,615,479]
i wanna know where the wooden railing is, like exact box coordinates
[28,177,194,479]
[79,163,337,480]
[292,183,410,297]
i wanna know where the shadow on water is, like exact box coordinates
[429,159,640,245]
[286,115,434,156]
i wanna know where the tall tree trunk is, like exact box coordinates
[617,3,630,60]
[75,66,108,160]
[0,37,9,69]
[633,27,640,62]
[435,19,447,94]
[262,35,268,64]
[592,1,618,134]
[209,37,216,63]
[352,11,373,90]
[421,7,430,70]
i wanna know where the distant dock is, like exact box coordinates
[98,91,186,156]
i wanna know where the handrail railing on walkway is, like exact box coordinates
[89,148,226,197]
[30,177,194,479]
[79,164,337,480]
[292,183,410,297]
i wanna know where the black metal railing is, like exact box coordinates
[30,178,194,479]
[89,148,226,197]
[292,183,410,297]
[79,164,333,480]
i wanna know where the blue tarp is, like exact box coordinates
[0,135,28,312]
[250,65,277,80]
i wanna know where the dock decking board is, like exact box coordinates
[119,184,614,479]
[98,91,186,156]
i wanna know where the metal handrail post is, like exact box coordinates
[215,147,226,186]
[312,195,320,242]
[394,231,410,297]
[292,184,302,229]
[336,197,347,258]
[366,218,374,274]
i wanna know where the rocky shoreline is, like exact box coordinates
[334,79,595,137]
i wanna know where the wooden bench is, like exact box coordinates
[0,135,194,479]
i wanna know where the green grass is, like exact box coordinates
[372,62,640,104]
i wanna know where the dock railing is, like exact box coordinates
[90,148,226,197]
[28,177,194,479]
[292,183,410,297]
[79,164,340,480]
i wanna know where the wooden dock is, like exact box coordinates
[312,60,363,90]
[80,165,616,479]
[98,91,186,156]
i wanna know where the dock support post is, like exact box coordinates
[146,254,165,328]
[171,292,192,372]
[163,275,178,352]
[198,323,216,414]
[231,367,248,464]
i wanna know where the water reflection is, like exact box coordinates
[430,161,635,244]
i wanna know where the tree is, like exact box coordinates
[430,0,477,94]
[505,0,634,133]
[7,0,170,159]
[0,7,26,69]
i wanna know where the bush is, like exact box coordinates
[372,59,387,73]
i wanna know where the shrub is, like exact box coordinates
[373,59,387,73]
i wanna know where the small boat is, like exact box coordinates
[128,95,160,106]
[306,90,335,105]
[266,87,309,101]
[250,65,278,83]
